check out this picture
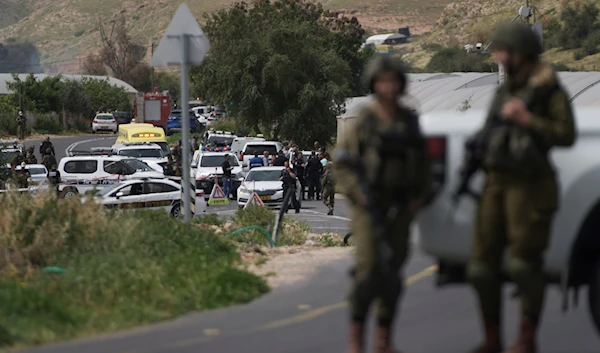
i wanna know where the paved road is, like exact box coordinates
[18,136,600,353]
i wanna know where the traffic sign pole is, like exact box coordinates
[180,33,191,222]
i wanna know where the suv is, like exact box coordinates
[240,141,283,167]
[166,109,199,135]
[57,156,164,198]
[112,111,133,125]
[192,152,245,199]
[111,143,168,172]
[415,107,600,336]
[202,130,237,152]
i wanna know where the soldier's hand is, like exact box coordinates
[502,98,531,126]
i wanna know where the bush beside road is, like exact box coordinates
[0,191,269,349]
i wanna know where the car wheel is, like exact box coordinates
[171,203,181,218]
[60,187,79,199]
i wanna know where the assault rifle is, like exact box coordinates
[451,135,484,205]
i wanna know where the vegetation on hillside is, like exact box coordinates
[0,190,268,348]
[191,0,371,146]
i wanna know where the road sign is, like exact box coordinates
[150,3,211,67]
[150,3,211,222]
[244,192,265,208]
[208,184,229,205]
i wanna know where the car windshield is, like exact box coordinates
[208,136,234,146]
[97,182,125,197]
[28,167,47,175]
[200,155,239,167]
[118,149,163,158]
[245,170,282,182]
[122,159,154,172]
[244,144,278,156]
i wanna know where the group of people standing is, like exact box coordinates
[248,140,336,215]
[4,137,60,190]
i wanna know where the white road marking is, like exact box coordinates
[301,209,351,221]
[64,137,116,156]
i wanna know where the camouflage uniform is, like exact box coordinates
[10,152,24,167]
[335,55,431,353]
[25,151,37,164]
[466,23,576,353]
[321,160,335,214]
[42,148,57,171]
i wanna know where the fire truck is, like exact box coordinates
[134,90,172,130]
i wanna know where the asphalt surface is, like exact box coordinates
[17,135,600,353]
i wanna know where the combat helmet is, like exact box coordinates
[362,54,408,95]
[492,22,542,61]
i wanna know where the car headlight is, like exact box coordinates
[239,188,250,195]
[274,189,283,196]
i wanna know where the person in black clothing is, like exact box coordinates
[39,137,55,157]
[306,152,323,200]
[280,161,300,213]
[292,151,306,200]
[164,158,176,176]
[222,154,233,199]
[273,150,287,166]
[47,163,61,197]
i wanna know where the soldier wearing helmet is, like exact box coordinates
[335,55,431,353]
[466,22,576,353]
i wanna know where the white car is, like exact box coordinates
[92,114,118,133]
[237,166,302,208]
[192,152,245,199]
[240,142,283,168]
[111,143,168,172]
[58,156,164,198]
[91,178,206,217]
[15,164,48,186]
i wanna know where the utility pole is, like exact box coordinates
[150,41,155,90]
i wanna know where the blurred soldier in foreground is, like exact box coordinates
[335,55,431,353]
[465,23,576,353]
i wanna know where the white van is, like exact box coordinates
[231,136,265,158]
[240,141,283,167]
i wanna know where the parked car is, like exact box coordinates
[15,164,48,186]
[92,113,118,133]
[166,109,200,135]
[237,166,301,209]
[112,111,133,125]
[192,152,245,199]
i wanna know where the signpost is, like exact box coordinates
[151,3,211,222]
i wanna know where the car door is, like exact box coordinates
[143,182,180,211]
[106,181,145,209]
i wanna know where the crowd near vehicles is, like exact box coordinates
[90,178,206,217]
[240,141,283,166]
[0,139,23,165]
[415,107,600,335]
[115,124,170,157]
[237,166,301,209]
[201,130,236,152]
[191,152,245,200]
[57,155,163,198]
[134,90,171,130]
[92,113,118,133]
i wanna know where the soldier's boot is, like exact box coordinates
[502,317,537,353]
[470,320,502,353]
[373,326,402,353]
[346,321,365,353]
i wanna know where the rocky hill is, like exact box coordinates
[0,0,599,74]
[0,0,454,74]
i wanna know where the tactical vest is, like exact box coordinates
[360,107,426,196]
[483,82,560,179]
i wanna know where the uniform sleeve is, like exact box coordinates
[526,89,576,147]
[334,113,368,204]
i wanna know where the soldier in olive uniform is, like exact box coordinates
[335,55,431,353]
[466,23,576,353]
[25,147,37,164]
[321,153,336,215]
[10,150,24,167]
[42,148,57,171]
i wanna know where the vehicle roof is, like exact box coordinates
[245,141,281,145]
[199,151,238,157]
[61,155,131,161]
[248,166,285,171]
[18,164,46,169]
[118,178,180,186]
[113,143,161,149]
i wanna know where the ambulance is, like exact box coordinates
[115,124,170,157]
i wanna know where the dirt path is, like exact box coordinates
[245,246,353,289]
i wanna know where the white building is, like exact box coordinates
[365,33,408,46]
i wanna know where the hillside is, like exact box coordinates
[0,0,30,30]
[0,0,455,74]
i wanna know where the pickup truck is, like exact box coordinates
[416,107,600,335]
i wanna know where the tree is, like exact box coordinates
[425,47,497,73]
[191,0,356,146]
[80,77,132,114]
[154,71,180,103]
[5,73,63,113]
[556,0,600,50]
[61,80,92,128]
[82,14,149,90]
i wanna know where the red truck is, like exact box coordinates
[134,90,172,131]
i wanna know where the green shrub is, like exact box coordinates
[232,206,308,246]
[69,117,91,132]
[0,112,18,136]
[211,118,238,133]
[0,191,268,347]
[34,112,62,134]
[74,30,84,37]
[426,47,497,73]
